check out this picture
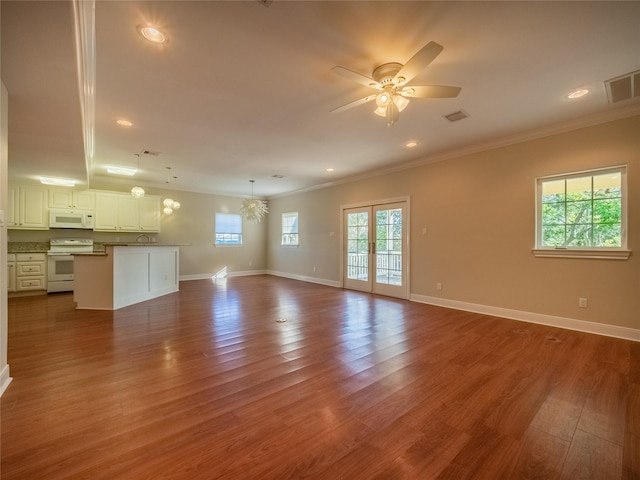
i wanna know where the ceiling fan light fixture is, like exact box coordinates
[376,89,393,108]
[393,94,410,112]
[386,101,400,127]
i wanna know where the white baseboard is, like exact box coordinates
[267,270,341,288]
[179,270,268,282]
[0,364,12,397]
[411,294,640,343]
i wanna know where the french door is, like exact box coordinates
[342,201,408,299]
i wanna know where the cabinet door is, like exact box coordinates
[94,193,119,230]
[48,189,74,209]
[73,190,95,210]
[118,195,140,231]
[139,196,160,232]
[7,186,17,227]
[7,262,16,292]
[19,186,48,228]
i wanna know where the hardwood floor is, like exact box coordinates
[2,275,638,479]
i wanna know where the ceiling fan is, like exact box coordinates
[331,41,461,126]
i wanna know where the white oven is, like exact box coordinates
[47,239,94,292]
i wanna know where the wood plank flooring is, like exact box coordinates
[2,275,638,479]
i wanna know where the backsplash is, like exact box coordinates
[8,242,49,253]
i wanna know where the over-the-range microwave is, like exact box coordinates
[49,209,94,229]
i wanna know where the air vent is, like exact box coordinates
[140,149,161,157]
[444,110,469,122]
[605,70,640,104]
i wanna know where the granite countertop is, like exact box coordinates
[101,242,189,247]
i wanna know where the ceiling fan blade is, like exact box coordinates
[400,85,461,98]
[393,41,444,86]
[331,66,380,90]
[330,94,377,113]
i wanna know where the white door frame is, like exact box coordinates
[340,196,410,299]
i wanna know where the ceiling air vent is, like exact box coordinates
[140,149,161,157]
[605,70,640,104]
[444,110,469,122]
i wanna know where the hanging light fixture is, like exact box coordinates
[131,154,145,198]
[163,198,180,215]
[240,180,268,223]
[373,87,410,126]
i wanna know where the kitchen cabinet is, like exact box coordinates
[48,188,95,210]
[15,253,46,291]
[7,185,48,229]
[139,196,160,231]
[94,192,160,232]
[7,254,16,292]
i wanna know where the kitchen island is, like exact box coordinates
[73,244,182,310]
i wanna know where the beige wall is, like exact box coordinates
[267,115,640,331]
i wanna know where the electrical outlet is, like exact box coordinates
[313,266,317,272]
[436,282,442,291]
[579,297,588,308]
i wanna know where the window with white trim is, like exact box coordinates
[215,213,243,245]
[282,212,299,246]
[535,166,628,257]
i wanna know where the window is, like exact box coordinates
[215,213,242,245]
[282,212,299,245]
[535,166,629,259]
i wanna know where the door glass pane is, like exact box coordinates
[347,212,368,280]
[375,208,402,286]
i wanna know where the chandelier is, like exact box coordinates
[240,180,268,223]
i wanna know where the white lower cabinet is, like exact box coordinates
[15,253,46,291]
[7,254,16,292]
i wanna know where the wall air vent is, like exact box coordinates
[140,149,161,157]
[444,110,469,122]
[605,70,640,104]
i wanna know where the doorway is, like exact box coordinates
[342,200,408,299]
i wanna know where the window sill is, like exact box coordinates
[532,248,631,260]
[281,244,299,248]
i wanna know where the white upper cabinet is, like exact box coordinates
[48,189,95,210]
[8,185,48,229]
[139,196,160,231]
[94,192,160,232]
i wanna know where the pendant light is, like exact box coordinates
[162,167,180,214]
[240,180,268,223]
[131,154,145,198]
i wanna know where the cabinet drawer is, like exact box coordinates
[17,253,45,262]
[16,276,46,291]
[17,263,45,276]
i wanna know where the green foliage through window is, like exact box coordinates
[538,167,624,248]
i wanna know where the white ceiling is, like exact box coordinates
[2,1,639,199]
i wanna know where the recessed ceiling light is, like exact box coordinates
[326,168,335,172]
[40,176,76,187]
[567,88,590,99]
[405,141,418,148]
[117,119,133,127]
[137,25,168,44]
[107,165,137,176]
